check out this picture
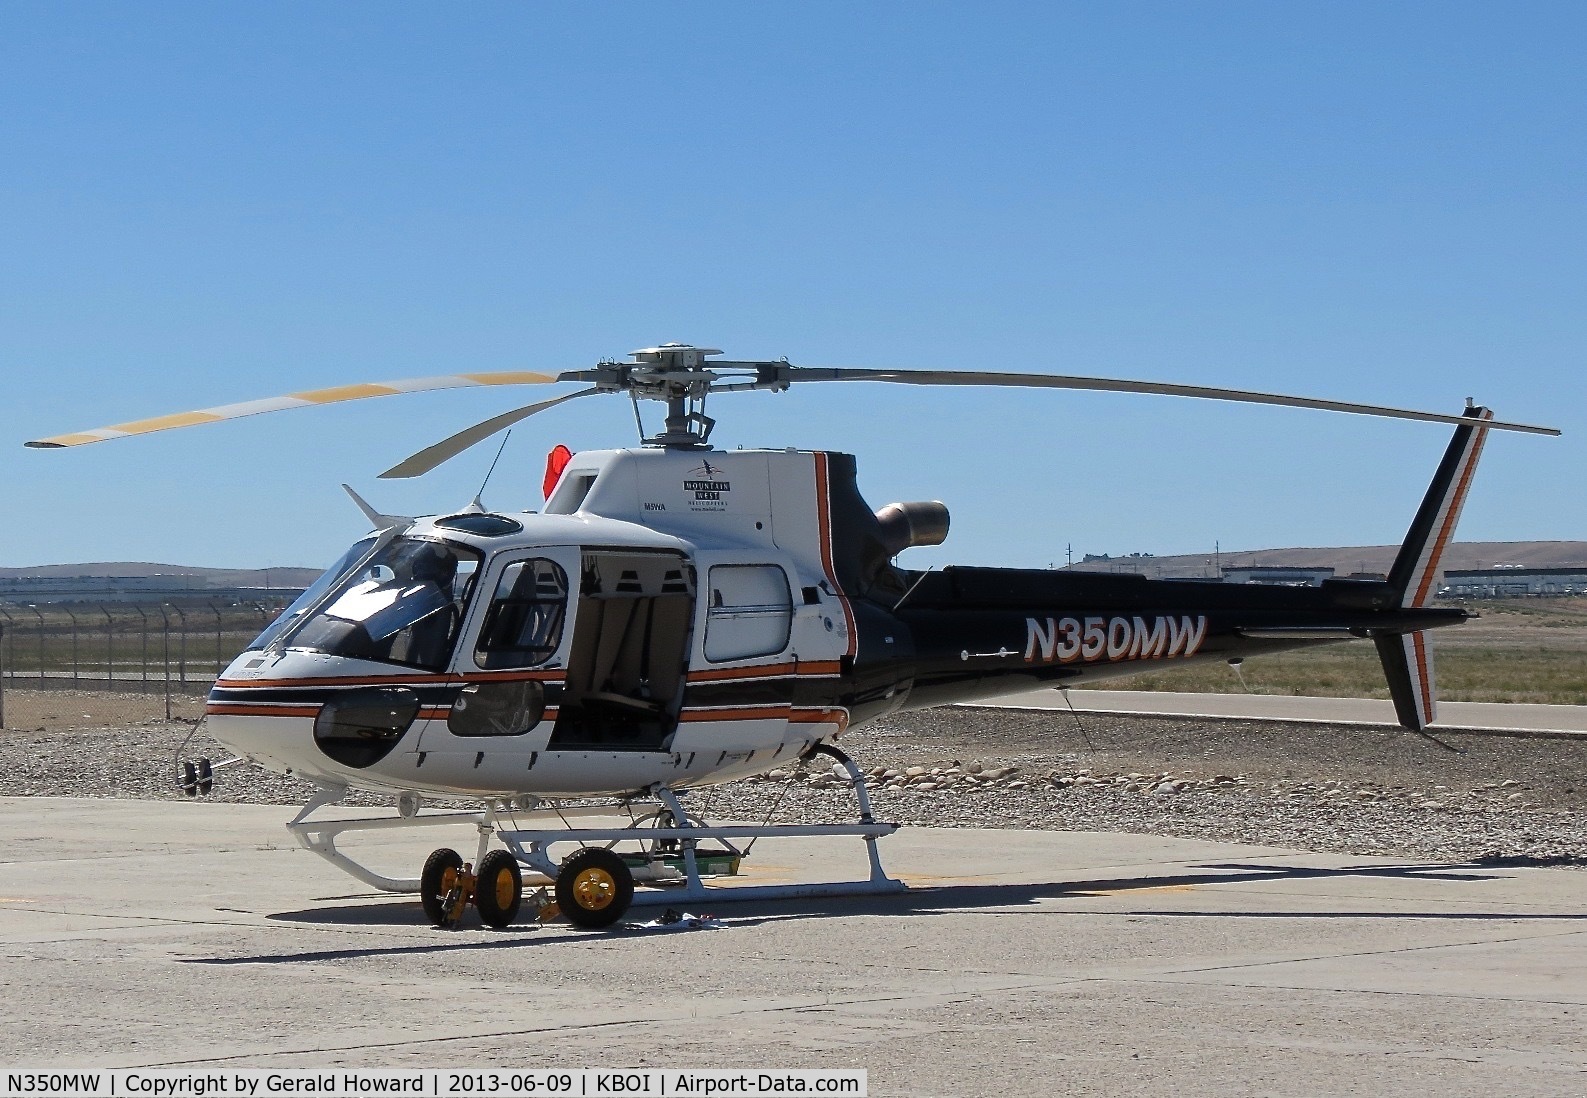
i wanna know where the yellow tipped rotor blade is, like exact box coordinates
[25,370,561,448]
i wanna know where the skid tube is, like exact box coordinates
[286,745,907,906]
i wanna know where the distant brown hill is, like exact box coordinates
[1067,541,1587,580]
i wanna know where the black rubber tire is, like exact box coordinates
[420,847,464,927]
[555,847,634,930]
[475,850,523,929]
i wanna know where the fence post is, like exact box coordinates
[159,605,173,721]
[65,606,80,686]
[134,606,149,690]
[29,606,44,686]
[0,606,12,690]
[101,605,114,691]
[172,605,189,687]
[0,620,6,729]
[209,601,223,677]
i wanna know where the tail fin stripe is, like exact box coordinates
[1402,408,1492,608]
[1408,631,1435,725]
[1379,630,1438,731]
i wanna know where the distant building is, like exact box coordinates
[0,574,303,605]
[1221,565,1336,587]
[1440,567,1587,598]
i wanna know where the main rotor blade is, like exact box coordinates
[788,367,1561,436]
[24,370,562,448]
[378,387,603,479]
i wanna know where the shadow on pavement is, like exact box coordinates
[171,857,1581,966]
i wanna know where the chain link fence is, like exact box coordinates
[0,601,288,730]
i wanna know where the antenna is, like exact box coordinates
[467,430,513,513]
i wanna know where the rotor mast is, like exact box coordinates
[616,344,793,450]
[632,344,721,450]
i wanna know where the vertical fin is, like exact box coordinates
[1375,404,1491,732]
[1387,405,1493,608]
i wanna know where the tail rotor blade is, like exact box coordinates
[378,388,602,479]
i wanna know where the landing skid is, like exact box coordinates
[286,745,905,926]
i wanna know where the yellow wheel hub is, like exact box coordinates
[572,867,617,910]
[440,867,459,893]
[492,869,516,908]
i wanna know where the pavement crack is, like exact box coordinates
[1145,923,1587,979]
[115,982,1066,1067]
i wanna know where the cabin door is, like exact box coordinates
[548,550,695,751]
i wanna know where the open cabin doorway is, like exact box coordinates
[548,550,695,751]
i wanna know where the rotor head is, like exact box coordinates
[566,344,791,450]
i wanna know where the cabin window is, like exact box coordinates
[435,512,524,537]
[545,472,597,514]
[448,680,545,737]
[474,558,570,669]
[704,564,792,662]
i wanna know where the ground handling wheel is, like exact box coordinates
[554,847,634,930]
[420,847,467,928]
[475,849,523,929]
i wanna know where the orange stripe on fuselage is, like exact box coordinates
[686,661,842,683]
[207,703,564,724]
[205,703,317,718]
[214,669,563,690]
[813,452,858,659]
[688,662,796,682]
[679,707,791,722]
[790,708,850,732]
[677,705,845,723]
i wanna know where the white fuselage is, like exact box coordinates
[207,448,860,798]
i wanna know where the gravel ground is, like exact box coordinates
[4,702,1586,867]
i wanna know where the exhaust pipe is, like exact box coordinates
[875,501,950,556]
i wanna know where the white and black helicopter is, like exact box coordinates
[28,344,1559,929]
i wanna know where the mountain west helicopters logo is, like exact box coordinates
[1024,614,1208,665]
[683,460,732,512]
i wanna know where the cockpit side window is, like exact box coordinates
[281,537,483,671]
[474,558,570,669]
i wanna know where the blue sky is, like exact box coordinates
[3,3,1582,571]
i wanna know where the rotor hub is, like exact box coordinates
[585,344,786,450]
[630,343,723,371]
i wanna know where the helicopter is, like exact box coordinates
[27,343,1560,930]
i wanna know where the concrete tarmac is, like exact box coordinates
[2,797,1585,1096]
[980,688,1587,734]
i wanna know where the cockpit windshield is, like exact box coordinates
[254,536,482,671]
[251,536,379,653]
